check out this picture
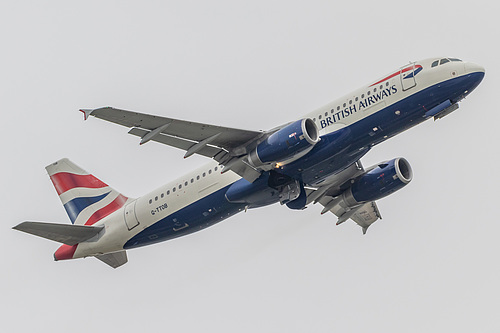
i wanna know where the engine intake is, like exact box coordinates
[248,118,319,167]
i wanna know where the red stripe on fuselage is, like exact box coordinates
[369,65,423,87]
[50,172,108,195]
[84,194,128,225]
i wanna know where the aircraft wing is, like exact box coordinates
[306,160,382,234]
[81,107,266,181]
[317,197,381,234]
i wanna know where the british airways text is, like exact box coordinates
[320,85,398,129]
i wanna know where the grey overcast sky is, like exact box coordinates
[2,1,498,332]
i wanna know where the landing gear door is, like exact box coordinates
[400,63,417,91]
[124,201,139,230]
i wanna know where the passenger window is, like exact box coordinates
[337,106,340,111]
[355,97,358,102]
[149,199,152,204]
[386,82,389,86]
[161,193,164,198]
[343,103,346,107]
[361,94,364,98]
[349,100,352,105]
[379,85,383,90]
[209,170,212,174]
[173,187,176,192]
[179,184,182,189]
[184,181,188,186]
[440,58,450,65]
[167,190,170,195]
[373,87,377,92]
[197,175,200,180]
[191,178,194,183]
[155,196,158,201]
[215,166,218,171]
[203,172,206,177]
[318,115,322,120]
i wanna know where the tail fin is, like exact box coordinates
[46,158,129,225]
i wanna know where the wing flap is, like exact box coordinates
[13,221,104,245]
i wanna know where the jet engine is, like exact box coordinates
[248,118,319,167]
[344,158,413,206]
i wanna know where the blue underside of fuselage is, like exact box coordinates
[124,185,245,249]
[124,72,484,249]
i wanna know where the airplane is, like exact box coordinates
[13,57,485,268]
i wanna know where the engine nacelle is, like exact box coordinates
[248,118,319,167]
[343,158,413,206]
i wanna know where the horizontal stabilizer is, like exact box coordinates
[95,251,128,268]
[13,221,104,245]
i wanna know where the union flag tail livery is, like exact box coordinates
[14,57,485,268]
[47,158,129,226]
[14,159,131,268]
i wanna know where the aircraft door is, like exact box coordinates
[124,201,139,230]
[400,63,417,91]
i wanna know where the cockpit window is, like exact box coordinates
[432,58,463,69]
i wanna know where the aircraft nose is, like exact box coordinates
[459,62,485,99]
[465,62,485,75]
